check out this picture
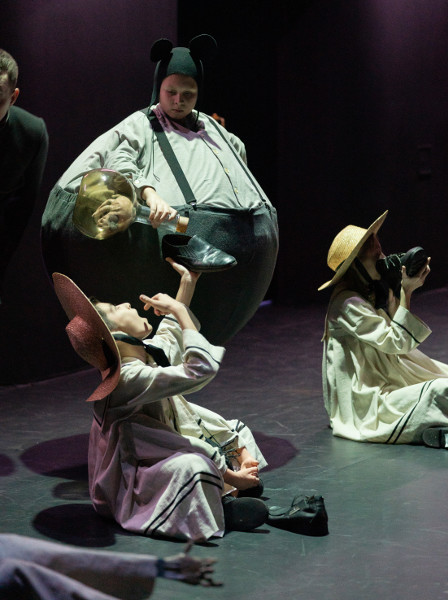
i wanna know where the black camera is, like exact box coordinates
[376,246,428,297]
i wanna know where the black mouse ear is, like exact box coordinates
[150,38,173,62]
[189,34,217,64]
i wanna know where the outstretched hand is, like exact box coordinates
[139,292,179,316]
[166,257,201,283]
[162,541,222,586]
[138,256,200,321]
[142,187,178,227]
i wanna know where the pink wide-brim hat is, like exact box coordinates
[52,273,120,402]
[318,210,388,291]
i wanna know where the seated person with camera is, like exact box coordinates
[319,210,448,448]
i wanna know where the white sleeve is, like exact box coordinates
[146,312,201,366]
[332,292,431,355]
[113,328,225,407]
[58,112,157,194]
[104,113,157,194]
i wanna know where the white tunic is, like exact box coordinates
[322,286,448,444]
[88,315,267,542]
[58,105,271,210]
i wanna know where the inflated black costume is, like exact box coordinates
[41,35,278,343]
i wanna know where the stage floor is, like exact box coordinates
[1,288,448,600]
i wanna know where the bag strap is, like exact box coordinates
[142,108,197,209]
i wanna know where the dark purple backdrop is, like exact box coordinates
[1,0,448,383]
[0,0,177,383]
[276,0,448,303]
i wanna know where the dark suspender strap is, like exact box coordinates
[205,114,267,205]
[142,108,197,209]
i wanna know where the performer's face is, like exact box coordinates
[96,301,152,338]
[0,73,19,121]
[359,234,385,262]
[159,74,198,121]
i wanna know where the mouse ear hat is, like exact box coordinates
[149,34,217,106]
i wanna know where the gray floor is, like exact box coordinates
[1,287,448,599]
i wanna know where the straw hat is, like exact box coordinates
[318,210,388,291]
[52,273,120,402]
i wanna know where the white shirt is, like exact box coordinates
[58,105,271,210]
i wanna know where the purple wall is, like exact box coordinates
[276,0,448,303]
[0,0,177,383]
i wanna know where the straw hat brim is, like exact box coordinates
[53,272,120,402]
[318,210,388,291]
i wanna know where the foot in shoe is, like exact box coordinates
[222,496,268,532]
[422,427,448,448]
[237,479,264,499]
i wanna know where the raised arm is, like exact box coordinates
[140,257,201,315]
[330,290,431,355]
[400,257,431,311]
[140,291,198,331]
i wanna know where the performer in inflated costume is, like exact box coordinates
[41,34,278,344]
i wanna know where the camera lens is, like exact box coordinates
[400,247,427,277]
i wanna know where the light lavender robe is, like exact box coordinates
[89,315,267,542]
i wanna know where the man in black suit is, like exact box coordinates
[0,49,48,303]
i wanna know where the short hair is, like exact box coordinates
[0,49,18,91]
[90,297,116,331]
